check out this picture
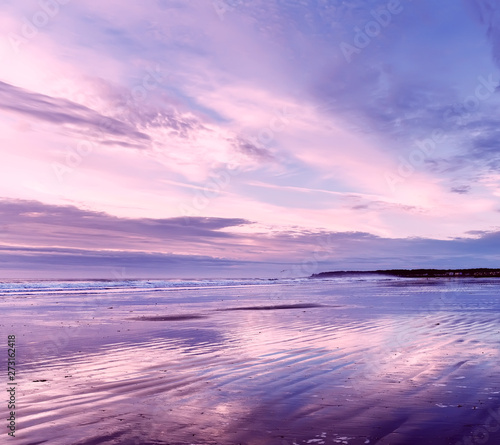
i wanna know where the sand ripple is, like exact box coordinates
[2,279,500,444]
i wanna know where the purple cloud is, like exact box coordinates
[1,199,500,278]
[0,81,151,143]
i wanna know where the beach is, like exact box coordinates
[2,276,500,444]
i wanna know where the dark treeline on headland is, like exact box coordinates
[310,268,500,278]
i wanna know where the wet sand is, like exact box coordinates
[1,277,500,444]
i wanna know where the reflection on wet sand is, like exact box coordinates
[2,278,500,444]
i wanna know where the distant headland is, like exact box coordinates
[310,268,500,278]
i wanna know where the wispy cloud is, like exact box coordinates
[2,0,500,276]
[0,199,251,251]
[1,199,499,278]
[0,80,150,144]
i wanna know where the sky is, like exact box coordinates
[1,0,500,278]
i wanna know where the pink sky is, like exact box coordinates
[1,0,500,277]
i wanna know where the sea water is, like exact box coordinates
[1,276,499,444]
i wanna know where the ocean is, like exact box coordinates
[1,276,499,444]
